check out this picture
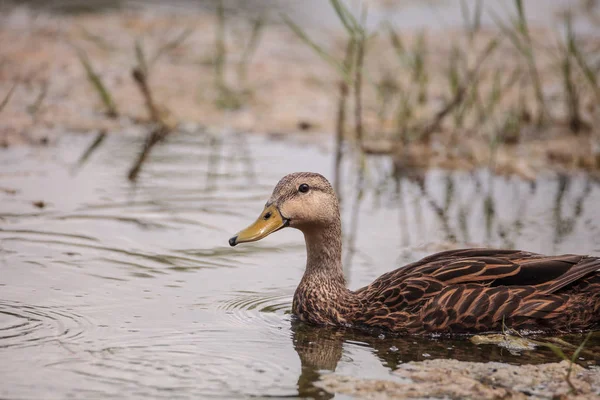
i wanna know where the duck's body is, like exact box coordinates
[293,248,600,334]
[230,172,600,334]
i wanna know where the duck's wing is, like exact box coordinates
[415,285,570,332]
[416,265,600,332]
[355,248,600,314]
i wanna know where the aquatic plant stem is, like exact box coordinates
[132,68,161,124]
[237,17,264,86]
[493,0,547,126]
[561,13,589,133]
[354,29,365,151]
[150,27,194,67]
[0,83,16,115]
[75,47,118,118]
[334,40,356,199]
[420,38,498,143]
[128,125,170,182]
[129,67,173,182]
[75,130,107,169]
[540,332,593,394]
[215,0,226,93]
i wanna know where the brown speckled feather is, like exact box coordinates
[345,249,600,333]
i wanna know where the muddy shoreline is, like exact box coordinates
[0,5,337,144]
[317,359,600,399]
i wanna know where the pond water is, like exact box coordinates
[11,0,598,35]
[1,131,599,399]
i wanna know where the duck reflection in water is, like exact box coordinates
[290,319,600,399]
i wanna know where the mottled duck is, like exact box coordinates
[229,172,600,334]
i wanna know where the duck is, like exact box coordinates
[228,172,600,334]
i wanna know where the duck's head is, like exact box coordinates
[229,172,338,246]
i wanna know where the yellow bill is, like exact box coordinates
[229,204,288,246]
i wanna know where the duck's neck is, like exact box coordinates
[292,221,357,325]
[301,221,345,287]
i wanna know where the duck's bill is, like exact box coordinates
[229,204,289,247]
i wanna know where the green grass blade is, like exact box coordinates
[330,0,360,35]
[515,0,525,31]
[541,341,569,360]
[282,14,351,84]
[479,37,500,65]
[490,11,525,56]
[571,332,593,363]
[566,23,600,102]
[74,47,118,118]
[387,23,405,57]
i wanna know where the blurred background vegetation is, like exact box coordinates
[1,0,599,182]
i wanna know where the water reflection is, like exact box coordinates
[292,320,600,399]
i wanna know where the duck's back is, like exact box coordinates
[353,249,600,334]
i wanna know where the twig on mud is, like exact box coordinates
[0,83,17,115]
[132,67,161,124]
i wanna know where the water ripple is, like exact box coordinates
[0,300,93,349]
[48,326,298,398]
[217,292,293,332]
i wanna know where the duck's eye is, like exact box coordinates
[298,183,310,193]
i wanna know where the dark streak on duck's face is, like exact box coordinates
[228,172,337,247]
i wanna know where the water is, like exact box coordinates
[10,0,598,35]
[1,131,599,399]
